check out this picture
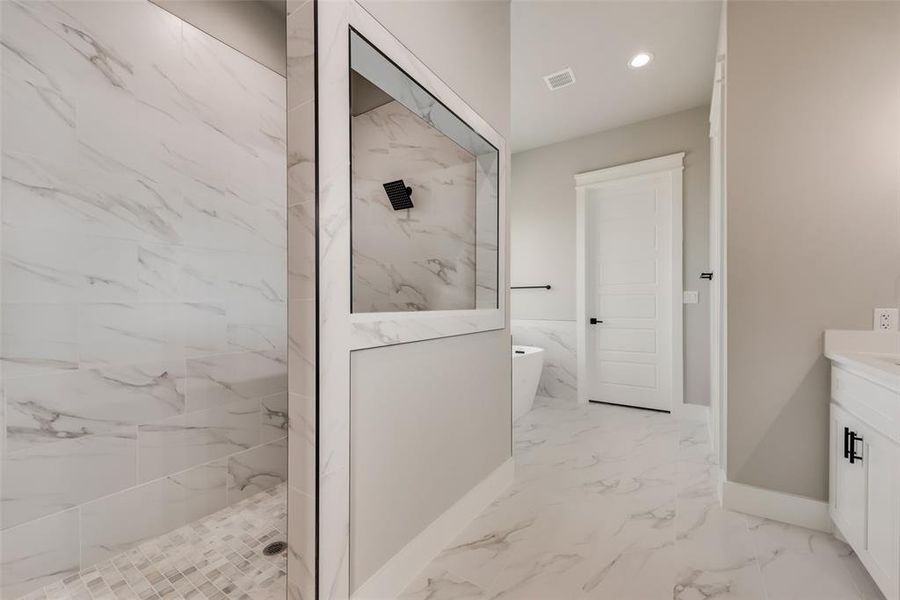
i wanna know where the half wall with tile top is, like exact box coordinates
[285,0,318,598]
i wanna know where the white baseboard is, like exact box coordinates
[353,457,515,599]
[721,479,832,533]
[678,402,709,422]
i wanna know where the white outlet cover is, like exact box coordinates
[874,308,899,331]
[683,290,699,304]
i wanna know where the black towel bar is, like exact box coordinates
[511,285,551,290]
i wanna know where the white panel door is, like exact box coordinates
[586,174,673,411]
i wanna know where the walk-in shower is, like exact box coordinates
[0,1,314,598]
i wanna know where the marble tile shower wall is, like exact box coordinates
[285,1,316,599]
[352,100,478,312]
[0,1,287,598]
[511,319,578,401]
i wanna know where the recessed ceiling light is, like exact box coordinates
[628,52,654,69]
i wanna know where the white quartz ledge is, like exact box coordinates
[825,329,900,393]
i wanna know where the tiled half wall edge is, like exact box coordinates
[286,0,317,599]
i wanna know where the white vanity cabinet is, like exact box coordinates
[830,365,900,600]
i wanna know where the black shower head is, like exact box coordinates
[383,179,414,210]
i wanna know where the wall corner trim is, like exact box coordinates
[721,480,832,533]
[352,457,515,599]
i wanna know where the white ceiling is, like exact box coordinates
[511,0,722,152]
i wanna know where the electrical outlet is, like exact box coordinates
[874,308,899,331]
[683,290,699,304]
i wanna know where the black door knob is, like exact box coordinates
[590,318,603,325]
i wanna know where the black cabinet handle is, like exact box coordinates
[849,431,864,464]
[844,427,852,460]
[589,318,603,325]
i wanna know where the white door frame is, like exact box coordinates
[709,52,728,471]
[709,55,728,469]
[575,152,685,414]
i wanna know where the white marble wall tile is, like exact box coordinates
[287,0,315,110]
[1,435,136,529]
[184,350,287,413]
[0,509,80,600]
[137,398,260,483]
[287,486,316,600]
[179,183,287,255]
[475,151,500,308]
[288,392,316,496]
[289,204,316,304]
[0,0,183,159]
[262,392,290,443]
[4,360,185,452]
[223,251,288,304]
[227,437,288,503]
[179,20,286,169]
[73,88,201,215]
[136,244,216,301]
[0,304,78,378]
[1,228,140,304]
[178,303,232,357]
[21,0,185,103]
[288,101,316,211]
[91,302,149,361]
[1,151,186,245]
[288,299,316,395]
[135,244,287,305]
[226,298,288,353]
[286,1,317,597]
[511,319,577,401]
[80,459,229,566]
[76,302,224,367]
[351,100,478,313]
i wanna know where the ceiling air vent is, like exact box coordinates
[543,67,576,91]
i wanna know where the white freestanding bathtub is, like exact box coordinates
[512,345,544,421]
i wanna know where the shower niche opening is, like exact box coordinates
[350,30,500,314]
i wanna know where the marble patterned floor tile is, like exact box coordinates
[31,485,287,600]
[402,398,884,600]
[399,566,486,600]
[747,517,879,600]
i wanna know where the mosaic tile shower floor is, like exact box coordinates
[22,485,287,600]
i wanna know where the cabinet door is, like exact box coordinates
[831,404,866,548]
[863,424,900,599]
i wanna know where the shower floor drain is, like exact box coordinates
[263,541,287,556]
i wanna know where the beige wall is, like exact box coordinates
[349,0,512,589]
[726,0,900,500]
[511,106,712,405]
[152,0,286,75]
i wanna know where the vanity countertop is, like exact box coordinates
[825,330,900,393]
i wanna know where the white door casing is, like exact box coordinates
[576,153,684,413]
[709,53,727,469]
